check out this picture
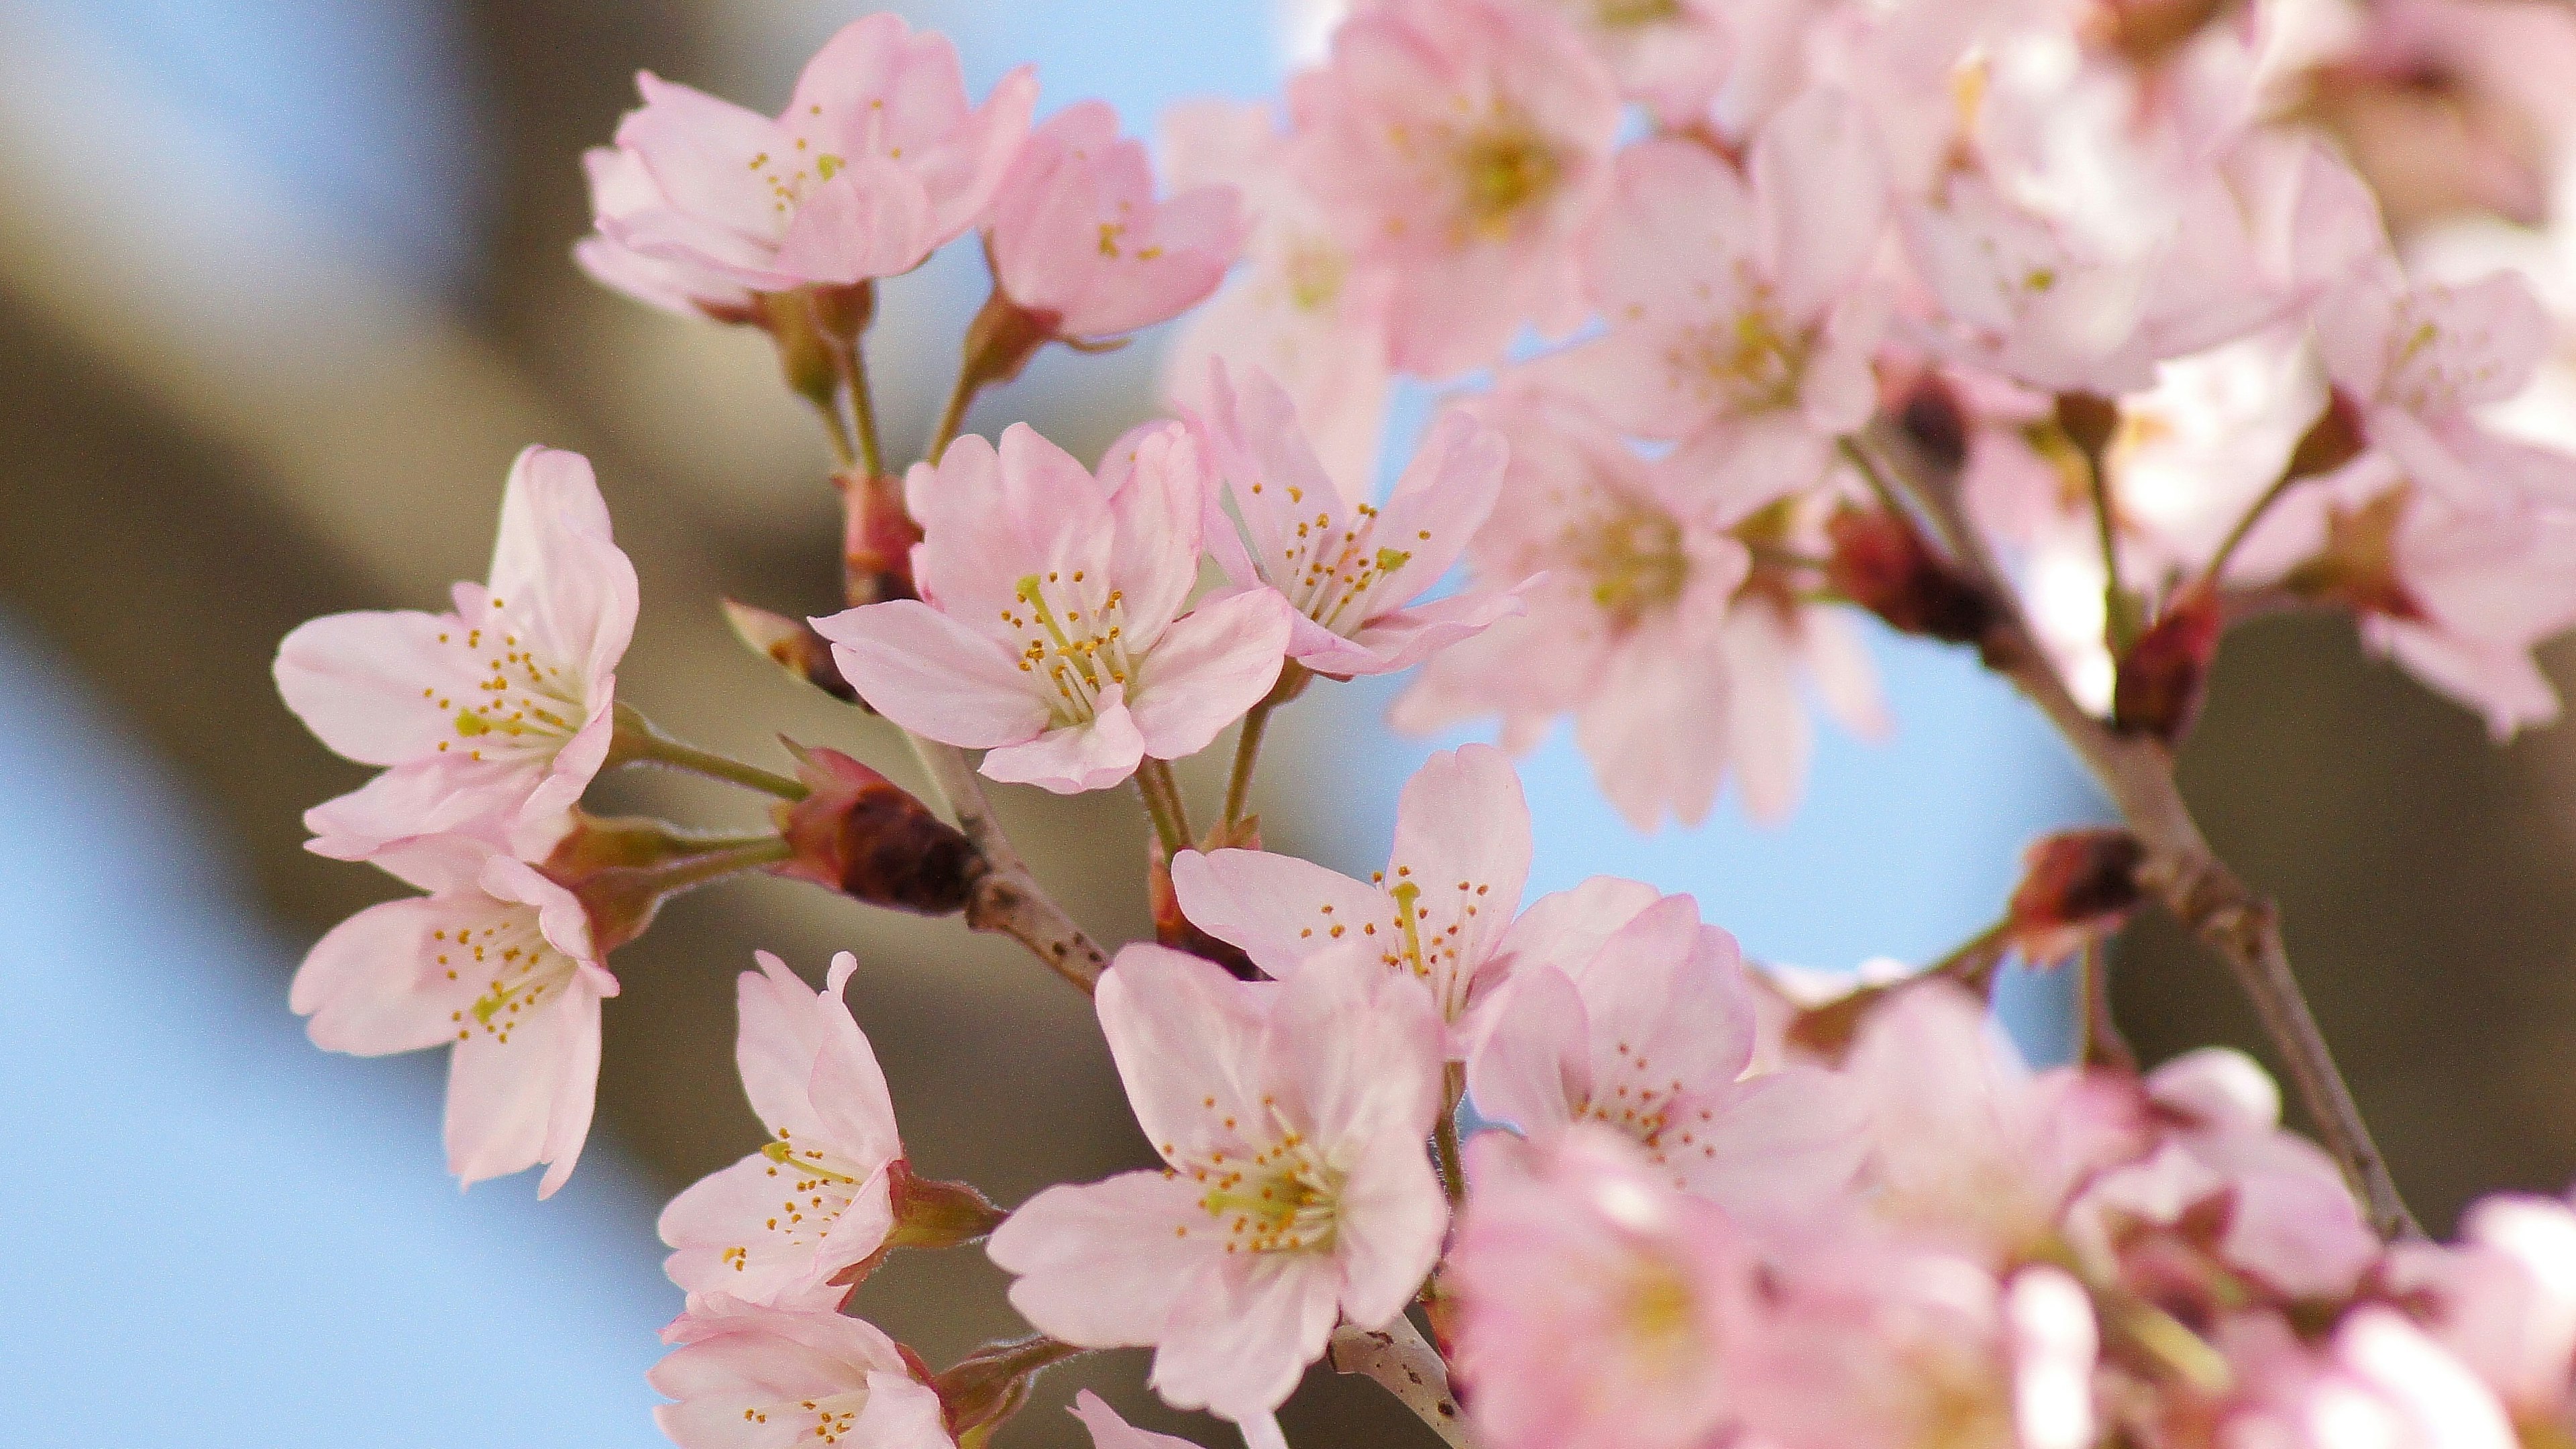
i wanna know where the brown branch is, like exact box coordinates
[904,732,1110,995]
[1862,422,2421,1240]
[1329,1316,1470,1448]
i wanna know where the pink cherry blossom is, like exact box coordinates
[659,951,904,1309]
[1193,362,1517,677]
[276,447,636,861]
[2366,492,2576,737]
[1729,1250,2101,1449]
[2217,1305,2517,1449]
[2072,1047,2377,1301]
[1067,1391,1202,1449]
[650,1295,951,1449]
[1448,1125,1747,1449]
[1387,388,1768,829]
[2384,1193,2576,1424]
[592,14,1034,297]
[291,834,615,1197]
[1159,99,1395,496]
[813,423,1294,794]
[1536,90,1890,505]
[1840,981,2143,1262]
[985,101,1245,343]
[1289,0,1622,376]
[576,145,757,324]
[1467,894,1864,1224]
[985,942,1446,1426]
[1169,743,1530,1045]
[1515,0,1733,125]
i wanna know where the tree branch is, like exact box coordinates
[1862,422,2421,1240]
[904,732,1110,995]
[1329,1317,1470,1448]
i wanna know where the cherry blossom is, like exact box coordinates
[1519,0,1733,125]
[985,942,1446,1427]
[591,13,1034,297]
[276,447,636,861]
[1067,1391,1202,1449]
[814,423,1294,793]
[1159,100,1394,495]
[659,952,904,1309]
[291,833,616,1197]
[651,1295,951,1449]
[985,101,1245,344]
[1193,362,1517,677]
[1169,743,1529,1046]
[1447,1126,1747,1449]
[1537,90,1889,504]
[576,146,757,324]
[1289,0,1621,375]
[2385,1193,2576,1424]
[1466,894,1864,1223]
[2218,1305,2517,1449]
[1387,388,1762,828]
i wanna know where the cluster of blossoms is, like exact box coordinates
[271,2,2576,1448]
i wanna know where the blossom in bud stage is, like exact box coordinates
[659,952,906,1307]
[1159,99,1394,497]
[276,447,636,861]
[651,1295,951,1449]
[1289,0,1621,376]
[2385,1193,2576,1425]
[1387,389,1770,829]
[1536,90,1888,504]
[768,746,983,916]
[1825,505,1996,646]
[1728,1250,2100,1449]
[1447,1126,1747,1449]
[1468,894,1865,1222]
[1194,362,1518,677]
[814,423,1294,793]
[1171,743,1530,1049]
[2072,1047,2377,1301]
[589,14,1035,300]
[292,834,616,1197]
[985,101,1246,344]
[1841,982,2143,1261]
[1515,0,1732,125]
[986,943,1447,1427]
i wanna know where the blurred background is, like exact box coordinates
[3,0,2573,1444]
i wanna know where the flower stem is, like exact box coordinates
[808,396,859,474]
[606,704,808,800]
[1433,1061,1466,1210]
[1224,663,1309,827]
[928,365,980,467]
[835,337,886,482]
[1135,758,1193,858]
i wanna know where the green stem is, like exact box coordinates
[808,396,859,474]
[607,704,808,800]
[1840,436,1966,558]
[1224,663,1309,826]
[646,836,796,894]
[837,335,887,481]
[1434,1061,1467,1210]
[1135,759,1192,857]
[2198,469,2302,593]
[928,364,981,467]
[2083,455,2141,653]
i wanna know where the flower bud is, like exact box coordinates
[769,744,985,915]
[722,598,859,703]
[538,811,794,953]
[2006,828,2146,966]
[932,1335,1086,1446]
[839,468,922,607]
[1827,506,1997,645]
[2112,585,2223,745]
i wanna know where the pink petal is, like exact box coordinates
[1168,848,1396,979]
[444,975,602,1194]
[1149,1254,1342,1421]
[817,599,1053,749]
[989,1169,1224,1346]
[979,694,1148,794]
[1070,1389,1202,1449]
[773,158,937,282]
[1097,943,1278,1155]
[1466,963,1590,1136]
[1128,589,1293,761]
[1753,89,1888,323]
[274,609,481,765]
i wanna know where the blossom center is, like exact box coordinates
[718,1133,868,1272]
[1454,121,1566,242]
[1283,238,1348,313]
[1273,500,1419,633]
[1620,1257,1711,1378]
[1593,0,1684,28]
[1002,571,1136,724]
[434,596,585,763]
[1182,1120,1344,1255]
[735,1390,869,1444]
[1672,304,1809,415]
[436,908,578,1046]
[1578,507,1692,626]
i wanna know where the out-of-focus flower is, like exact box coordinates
[814,423,1293,793]
[1448,1126,1747,1449]
[986,943,1446,1428]
[651,1295,951,1449]
[1389,388,1761,829]
[2385,1192,2576,1426]
[1171,743,1529,1049]
[1511,0,1733,125]
[276,447,635,861]
[586,13,1034,299]
[1467,893,1864,1222]
[1290,0,1621,376]
[659,952,904,1309]
[292,834,616,1197]
[1160,99,1395,498]
[1538,90,1888,504]
[2218,1305,2517,1449]
[1193,362,1517,678]
[986,101,1246,344]
[1069,1390,1202,1449]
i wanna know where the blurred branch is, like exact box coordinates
[1328,1317,1469,1449]
[1862,421,2422,1241]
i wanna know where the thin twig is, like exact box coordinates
[1866,419,2420,1240]
[904,733,1110,995]
[1328,1317,1470,1449]
[1134,759,1193,857]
